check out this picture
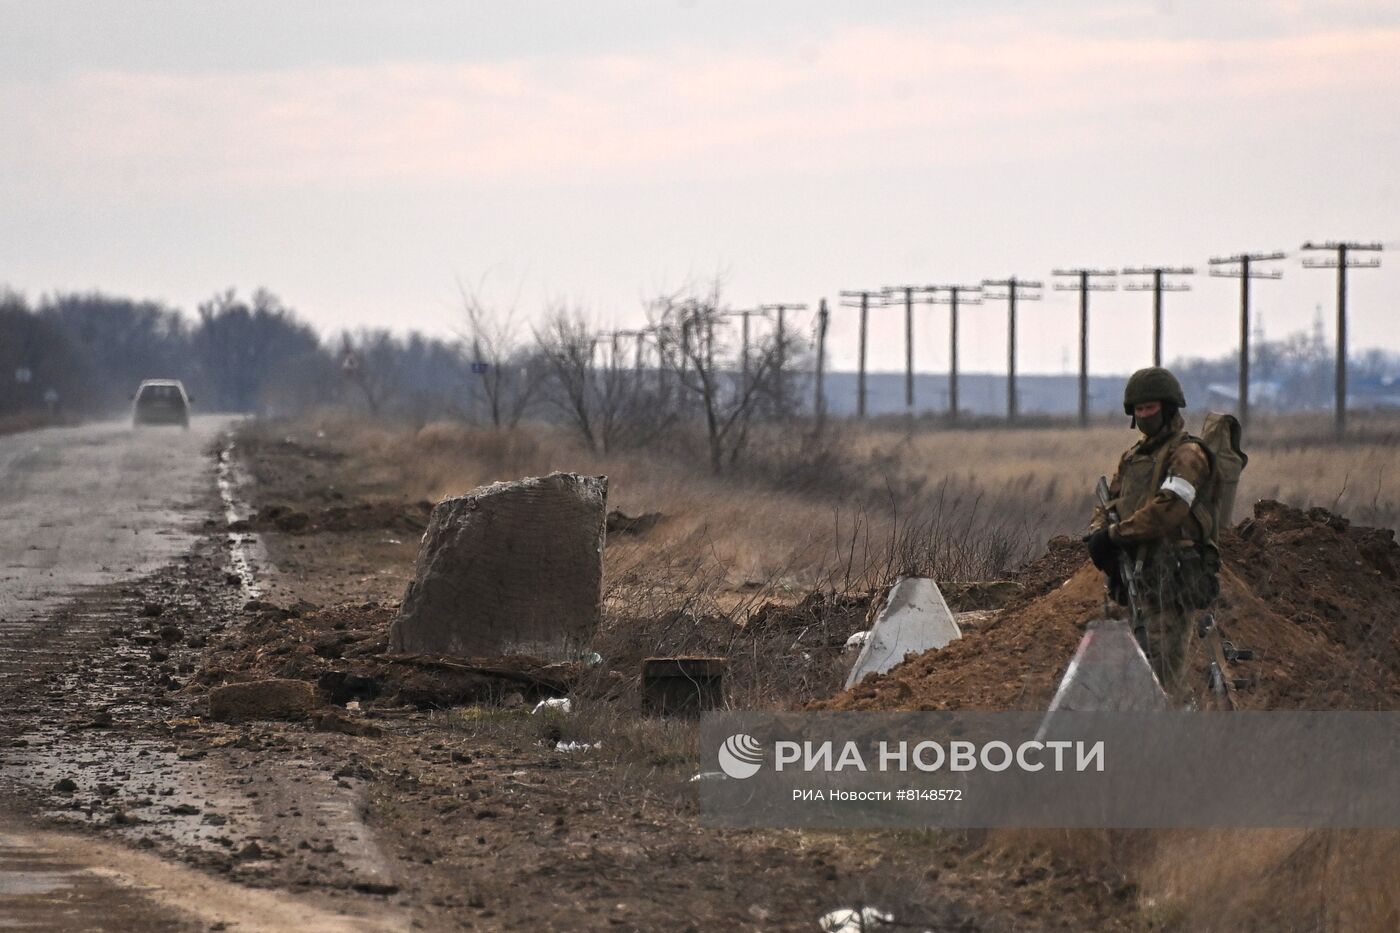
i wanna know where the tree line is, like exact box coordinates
[0,284,806,473]
[4,284,1397,471]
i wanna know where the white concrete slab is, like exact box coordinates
[844,577,961,688]
[1037,619,1169,738]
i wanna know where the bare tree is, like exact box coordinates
[651,285,788,474]
[534,305,668,452]
[460,285,543,429]
[535,306,601,450]
[337,329,405,415]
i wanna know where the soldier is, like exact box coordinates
[1086,367,1221,690]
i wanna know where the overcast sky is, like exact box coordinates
[3,0,1398,375]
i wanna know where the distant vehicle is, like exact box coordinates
[131,379,191,428]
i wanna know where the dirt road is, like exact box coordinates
[0,418,403,932]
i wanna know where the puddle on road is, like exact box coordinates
[216,437,265,603]
[1,726,391,888]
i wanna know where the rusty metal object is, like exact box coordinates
[641,657,725,716]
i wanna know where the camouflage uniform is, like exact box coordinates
[1090,371,1219,690]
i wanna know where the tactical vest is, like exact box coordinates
[1114,428,1218,551]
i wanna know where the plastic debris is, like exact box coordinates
[818,906,895,932]
[532,697,572,715]
[581,651,604,667]
[845,631,870,649]
[688,771,727,783]
[554,740,599,752]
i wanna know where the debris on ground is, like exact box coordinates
[191,601,591,710]
[532,697,572,715]
[390,472,608,658]
[818,905,896,932]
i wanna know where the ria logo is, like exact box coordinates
[718,733,764,779]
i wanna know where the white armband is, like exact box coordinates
[1160,474,1196,507]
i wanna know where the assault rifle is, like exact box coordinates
[1095,475,1148,650]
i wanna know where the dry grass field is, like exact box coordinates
[305,409,1400,597]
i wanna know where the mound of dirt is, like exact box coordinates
[816,501,1400,712]
[190,600,587,709]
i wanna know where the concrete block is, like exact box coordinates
[844,577,961,688]
[208,679,316,722]
[1042,618,1169,716]
[390,472,607,658]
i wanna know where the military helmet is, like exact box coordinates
[1122,366,1186,414]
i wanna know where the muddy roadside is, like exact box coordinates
[92,419,1141,932]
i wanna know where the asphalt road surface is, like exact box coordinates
[0,417,399,933]
[0,417,231,626]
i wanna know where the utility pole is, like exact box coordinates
[759,302,807,413]
[1122,266,1194,367]
[1208,252,1285,426]
[721,309,763,387]
[606,330,624,370]
[814,299,830,431]
[840,290,879,418]
[1301,241,1383,437]
[1052,268,1117,427]
[981,277,1043,422]
[705,315,716,375]
[614,329,646,372]
[881,285,933,412]
[678,316,692,385]
[924,285,982,422]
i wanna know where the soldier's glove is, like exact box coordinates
[1085,527,1118,572]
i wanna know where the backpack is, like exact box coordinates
[1198,411,1248,533]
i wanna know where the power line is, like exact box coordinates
[980,276,1043,422]
[1122,265,1194,366]
[1300,240,1383,437]
[923,285,983,422]
[1208,251,1285,425]
[1052,268,1117,427]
